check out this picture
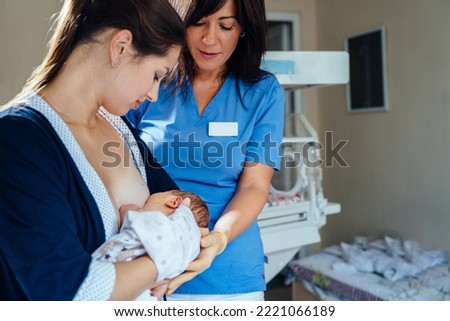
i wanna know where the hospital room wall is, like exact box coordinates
[315,0,450,253]
[0,0,62,104]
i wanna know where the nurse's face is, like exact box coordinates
[186,0,242,76]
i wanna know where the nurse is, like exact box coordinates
[127,0,284,300]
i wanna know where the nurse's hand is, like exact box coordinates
[166,229,227,294]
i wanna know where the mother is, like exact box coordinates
[0,0,190,300]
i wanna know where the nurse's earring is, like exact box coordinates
[112,59,119,68]
[240,31,245,38]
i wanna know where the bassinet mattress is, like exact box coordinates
[287,245,450,301]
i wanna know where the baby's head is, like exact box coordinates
[148,190,209,228]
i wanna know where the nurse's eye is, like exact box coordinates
[220,25,233,31]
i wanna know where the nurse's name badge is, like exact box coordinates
[208,122,238,136]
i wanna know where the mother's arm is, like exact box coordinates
[110,256,158,300]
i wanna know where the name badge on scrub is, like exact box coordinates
[208,122,238,136]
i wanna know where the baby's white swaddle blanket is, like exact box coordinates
[93,205,201,281]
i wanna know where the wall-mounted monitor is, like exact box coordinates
[345,26,389,113]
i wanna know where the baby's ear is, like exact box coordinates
[166,196,183,208]
[181,197,191,207]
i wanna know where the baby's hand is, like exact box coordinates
[181,197,191,207]
[118,204,139,226]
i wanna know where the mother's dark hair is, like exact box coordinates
[21,0,185,96]
[183,0,268,83]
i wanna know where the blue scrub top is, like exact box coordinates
[127,73,284,294]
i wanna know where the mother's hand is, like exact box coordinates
[166,228,227,294]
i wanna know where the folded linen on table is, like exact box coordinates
[328,237,448,281]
